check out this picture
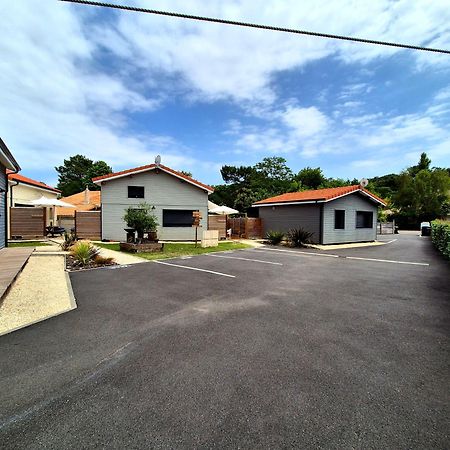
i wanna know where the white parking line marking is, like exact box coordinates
[206,254,283,265]
[153,260,236,277]
[253,248,339,258]
[383,239,397,244]
[345,256,429,266]
[251,247,428,266]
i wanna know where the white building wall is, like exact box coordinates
[7,182,59,235]
[100,170,209,241]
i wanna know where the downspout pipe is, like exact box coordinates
[6,169,20,246]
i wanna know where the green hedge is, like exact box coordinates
[431,220,450,259]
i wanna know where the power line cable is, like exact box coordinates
[59,0,450,55]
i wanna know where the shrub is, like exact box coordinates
[123,202,158,237]
[286,228,314,247]
[70,241,100,267]
[431,220,450,259]
[265,230,285,245]
[60,230,77,251]
[94,255,115,265]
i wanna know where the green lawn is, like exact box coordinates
[8,241,52,247]
[96,241,252,260]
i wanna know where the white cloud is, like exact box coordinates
[1,0,449,186]
[99,0,450,103]
[281,106,329,137]
[0,0,214,183]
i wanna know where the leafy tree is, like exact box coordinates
[296,167,326,190]
[180,170,192,178]
[408,152,431,177]
[368,173,400,199]
[254,157,293,181]
[392,168,450,226]
[56,155,112,196]
[220,165,256,185]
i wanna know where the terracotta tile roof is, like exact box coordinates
[92,163,214,192]
[56,190,101,217]
[7,170,60,193]
[253,185,386,206]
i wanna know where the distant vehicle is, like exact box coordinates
[420,222,431,236]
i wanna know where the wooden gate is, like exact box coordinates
[207,214,227,240]
[10,207,46,239]
[377,221,395,234]
[75,211,101,240]
[227,217,262,239]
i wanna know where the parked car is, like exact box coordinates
[420,222,431,236]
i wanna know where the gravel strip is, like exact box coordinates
[0,255,75,336]
[97,247,147,265]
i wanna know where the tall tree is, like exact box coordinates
[392,168,450,225]
[296,167,326,190]
[254,157,293,181]
[408,152,431,177]
[56,155,112,196]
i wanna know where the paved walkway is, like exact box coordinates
[97,246,147,265]
[0,247,34,300]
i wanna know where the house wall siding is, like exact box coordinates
[258,204,321,243]
[0,164,6,248]
[322,193,378,244]
[101,170,208,241]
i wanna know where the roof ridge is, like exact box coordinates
[253,184,385,206]
[92,163,214,192]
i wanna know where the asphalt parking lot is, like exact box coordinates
[0,234,449,449]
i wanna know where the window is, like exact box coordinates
[356,211,373,228]
[163,210,194,227]
[334,210,345,229]
[128,186,144,198]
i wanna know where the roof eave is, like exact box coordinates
[252,199,326,207]
[0,138,20,171]
[94,165,214,193]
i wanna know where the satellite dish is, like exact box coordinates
[359,178,369,188]
[155,155,161,166]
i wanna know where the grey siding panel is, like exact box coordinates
[322,193,378,244]
[259,205,321,243]
[101,170,208,241]
[0,164,6,248]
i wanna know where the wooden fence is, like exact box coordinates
[227,217,263,239]
[207,214,227,239]
[377,221,395,235]
[75,211,101,240]
[10,207,45,239]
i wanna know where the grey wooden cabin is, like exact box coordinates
[253,185,386,245]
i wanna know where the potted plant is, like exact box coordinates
[123,203,159,242]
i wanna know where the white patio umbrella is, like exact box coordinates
[31,196,75,226]
[209,205,239,215]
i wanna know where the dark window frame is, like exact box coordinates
[127,186,145,199]
[163,209,194,228]
[334,210,345,229]
[356,211,373,229]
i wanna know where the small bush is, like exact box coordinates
[431,220,450,259]
[265,230,285,245]
[286,228,314,247]
[60,231,77,251]
[94,255,115,265]
[70,241,100,267]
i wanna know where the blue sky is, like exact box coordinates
[1,0,450,188]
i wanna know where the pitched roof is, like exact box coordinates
[253,185,386,206]
[56,189,101,217]
[92,163,214,193]
[7,170,60,193]
[0,138,20,171]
